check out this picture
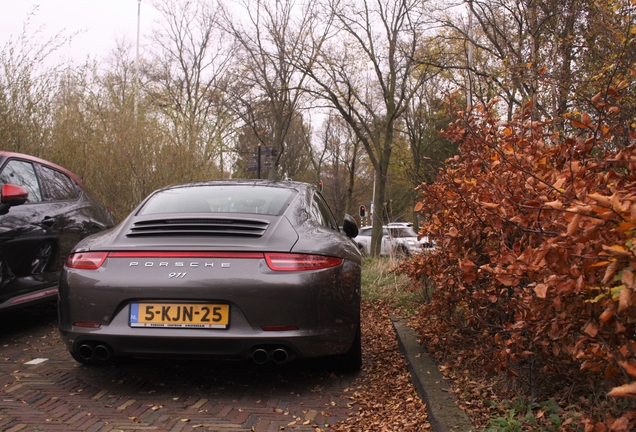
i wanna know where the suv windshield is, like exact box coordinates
[388,227,417,238]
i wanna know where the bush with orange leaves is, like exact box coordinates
[401,86,636,430]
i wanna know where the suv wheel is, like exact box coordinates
[394,245,409,259]
[24,241,55,275]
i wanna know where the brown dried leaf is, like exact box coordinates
[567,214,581,237]
[583,321,599,338]
[619,287,633,313]
[602,245,631,257]
[603,260,619,285]
[619,362,636,379]
[572,119,589,129]
[460,259,476,272]
[496,275,516,286]
[589,193,612,207]
[608,382,636,398]
[544,200,564,210]
[534,283,548,299]
[599,306,616,323]
[553,177,566,189]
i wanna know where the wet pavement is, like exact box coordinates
[0,302,361,432]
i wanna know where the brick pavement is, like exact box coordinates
[0,303,361,432]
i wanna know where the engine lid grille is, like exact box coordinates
[127,218,270,237]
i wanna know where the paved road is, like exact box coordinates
[0,303,360,432]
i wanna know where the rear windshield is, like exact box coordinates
[139,185,296,216]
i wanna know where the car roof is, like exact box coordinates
[0,151,85,188]
[156,178,311,192]
[361,225,413,229]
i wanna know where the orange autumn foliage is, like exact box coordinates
[401,89,636,429]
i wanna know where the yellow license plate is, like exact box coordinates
[130,303,229,328]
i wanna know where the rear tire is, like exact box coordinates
[0,255,5,285]
[333,324,362,372]
[70,350,92,365]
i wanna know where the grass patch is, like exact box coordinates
[361,256,429,315]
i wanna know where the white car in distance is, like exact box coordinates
[354,223,434,257]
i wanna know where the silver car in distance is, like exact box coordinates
[58,180,362,370]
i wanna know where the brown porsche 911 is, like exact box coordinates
[58,180,362,370]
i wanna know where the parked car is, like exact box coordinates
[58,180,362,370]
[0,151,115,310]
[355,224,434,257]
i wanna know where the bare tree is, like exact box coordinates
[222,0,320,180]
[0,9,74,156]
[231,100,315,181]
[294,0,435,256]
[300,116,329,185]
[320,113,363,220]
[145,0,235,180]
[435,0,632,128]
[400,76,457,225]
[404,76,457,179]
[50,42,172,219]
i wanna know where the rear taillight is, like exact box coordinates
[66,251,342,271]
[66,252,109,269]
[264,253,342,271]
[73,322,101,328]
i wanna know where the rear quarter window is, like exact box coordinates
[39,165,78,201]
[311,193,338,231]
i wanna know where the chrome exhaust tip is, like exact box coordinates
[78,343,94,361]
[94,344,113,362]
[252,348,269,364]
[271,348,289,364]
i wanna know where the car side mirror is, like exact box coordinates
[0,184,29,216]
[1,184,29,206]
[342,214,359,238]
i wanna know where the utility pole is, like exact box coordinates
[135,0,141,116]
[371,171,376,221]
[257,145,261,179]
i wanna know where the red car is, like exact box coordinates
[0,151,115,310]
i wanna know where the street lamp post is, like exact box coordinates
[135,0,141,116]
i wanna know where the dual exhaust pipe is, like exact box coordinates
[78,342,114,364]
[76,342,291,365]
[252,347,291,365]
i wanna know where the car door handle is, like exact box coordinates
[41,217,55,227]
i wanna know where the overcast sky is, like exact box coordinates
[0,0,161,63]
